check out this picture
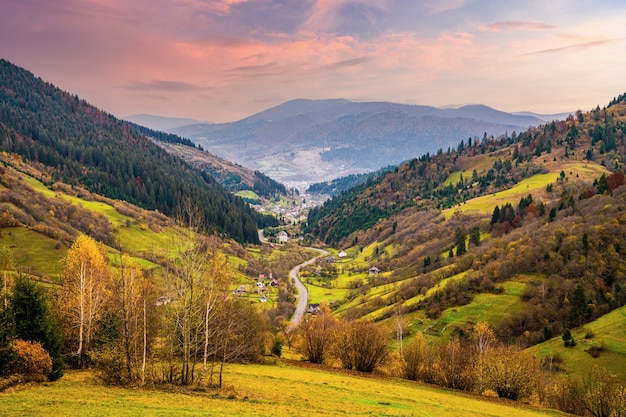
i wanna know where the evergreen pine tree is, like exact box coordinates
[11,277,64,380]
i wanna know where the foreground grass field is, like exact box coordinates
[0,363,566,417]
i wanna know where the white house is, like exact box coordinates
[277,231,289,243]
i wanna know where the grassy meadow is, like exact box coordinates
[528,304,626,382]
[0,363,566,417]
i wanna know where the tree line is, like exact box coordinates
[0,217,266,388]
[294,306,626,416]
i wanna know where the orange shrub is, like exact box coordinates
[11,339,52,377]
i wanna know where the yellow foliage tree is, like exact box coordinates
[61,234,111,368]
[115,254,154,384]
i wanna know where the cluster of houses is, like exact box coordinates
[232,273,279,303]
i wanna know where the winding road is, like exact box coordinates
[287,247,328,332]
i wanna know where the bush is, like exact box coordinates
[477,345,539,401]
[89,345,129,385]
[11,339,52,378]
[332,320,389,373]
[271,338,282,357]
[586,345,603,358]
[401,333,433,381]
[583,366,626,417]
[541,373,586,415]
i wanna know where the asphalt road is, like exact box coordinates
[287,247,328,332]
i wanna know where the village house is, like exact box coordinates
[307,304,321,315]
[277,230,289,243]
[369,266,380,275]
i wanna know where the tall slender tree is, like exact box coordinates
[60,235,111,368]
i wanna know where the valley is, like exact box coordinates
[1,58,626,416]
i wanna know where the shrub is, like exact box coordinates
[541,373,586,415]
[401,333,433,381]
[332,319,389,373]
[271,338,282,357]
[586,345,603,358]
[583,366,626,417]
[477,345,539,401]
[11,339,52,378]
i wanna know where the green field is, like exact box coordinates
[235,190,260,201]
[0,227,66,282]
[307,283,349,304]
[528,305,626,383]
[0,364,566,416]
[442,162,608,219]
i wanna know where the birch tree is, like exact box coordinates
[0,246,14,309]
[115,254,154,384]
[61,234,111,368]
[164,200,232,386]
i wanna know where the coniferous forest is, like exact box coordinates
[0,59,277,243]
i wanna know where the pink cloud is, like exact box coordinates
[480,21,555,33]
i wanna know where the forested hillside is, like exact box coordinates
[304,96,626,346]
[135,124,287,198]
[0,59,276,243]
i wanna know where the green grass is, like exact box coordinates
[306,283,349,304]
[442,162,608,219]
[235,190,260,200]
[442,170,465,187]
[443,172,557,218]
[407,277,527,342]
[0,364,566,416]
[0,227,66,282]
[528,305,626,383]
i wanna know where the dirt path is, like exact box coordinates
[287,247,328,332]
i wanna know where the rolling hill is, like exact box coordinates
[0,59,277,243]
[301,96,626,382]
[171,99,548,184]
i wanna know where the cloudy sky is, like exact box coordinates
[1,0,625,122]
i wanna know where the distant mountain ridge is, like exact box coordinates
[124,113,209,131]
[171,99,549,184]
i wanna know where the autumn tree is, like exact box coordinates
[401,333,432,381]
[434,338,474,390]
[297,303,335,364]
[209,299,265,387]
[110,254,155,385]
[472,322,496,356]
[0,246,14,308]
[60,234,111,368]
[583,366,626,417]
[332,319,389,373]
[163,200,233,386]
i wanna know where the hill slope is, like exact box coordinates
[0,59,276,243]
[301,97,626,372]
[130,123,287,197]
[171,99,546,183]
[1,365,564,417]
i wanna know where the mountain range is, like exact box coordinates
[167,99,567,185]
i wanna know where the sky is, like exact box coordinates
[1,0,625,123]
